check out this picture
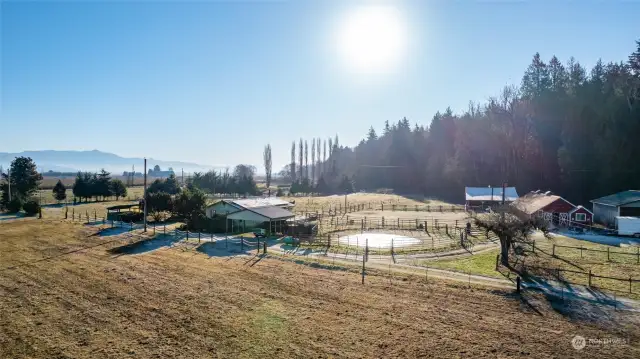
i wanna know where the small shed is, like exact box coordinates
[226,205,295,234]
[568,206,593,224]
[591,190,640,228]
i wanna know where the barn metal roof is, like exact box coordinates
[227,205,295,221]
[231,197,293,209]
[590,190,640,206]
[465,187,519,202]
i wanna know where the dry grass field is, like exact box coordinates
[286,193,453,213]
[1,219,639,358]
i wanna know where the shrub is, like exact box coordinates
[5,197,23,213]
[23,200,40,216]
[117,212,144,223]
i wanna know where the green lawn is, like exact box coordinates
[422,249,503,279]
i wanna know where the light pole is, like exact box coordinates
[143,158,148,232]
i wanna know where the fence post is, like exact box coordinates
[264,241,267,254]
[532,241,535,253]
[637,247,639,264]
[630,276,633,294]
[153,224,156,235]
[516,276,521,293]
[588,269,592,287]
[397,218,399,228]
[439,205,442,212]
[445,224,448,235]
[198,231,201,243]
[164,223,166,235]
[580,246,583,258]
[241,238,244,250]
[607,247,610,261]
[552,244,555,256]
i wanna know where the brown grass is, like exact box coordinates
[286,193,453,213]
[0,219,638,358]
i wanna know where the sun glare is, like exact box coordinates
[335,5,408,75]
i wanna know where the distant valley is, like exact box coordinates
[0,150,223,174]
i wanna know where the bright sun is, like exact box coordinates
[336,5,408,75]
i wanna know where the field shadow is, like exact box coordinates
[95,227,136,237]
[0,213,26,221]
[108,234,182,255]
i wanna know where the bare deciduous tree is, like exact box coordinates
[298,138,303,181]
[474,208,549,266]
[311,139,316,185]
[304,140,309,180]
[290,141,296,183]
[263,144,272,190]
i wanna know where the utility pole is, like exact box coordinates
[501,182,507,221]
[7,169,11,202]
[143,158,148,232]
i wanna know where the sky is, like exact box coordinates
[2,0,639,172]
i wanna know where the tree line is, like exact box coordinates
[287,40,640,205]
[72,170,127,202]
[188,164,260,196]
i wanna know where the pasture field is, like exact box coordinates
[286,193,454,213]
[1,219,638,358]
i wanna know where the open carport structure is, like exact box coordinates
[226,205,295,234]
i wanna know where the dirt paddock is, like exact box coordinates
[1,219,639,358]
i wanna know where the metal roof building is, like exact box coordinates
[590,190,640,227]
[465,187,519,203]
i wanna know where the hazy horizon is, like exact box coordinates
[2,1,639,171]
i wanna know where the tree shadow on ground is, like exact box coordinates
[108,234,183,255]
[195,238,259,258]
[0,213,26,221]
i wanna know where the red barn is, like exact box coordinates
[512,191,592,226]
[569,205,593,224]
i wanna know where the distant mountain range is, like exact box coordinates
[0,150,223,174]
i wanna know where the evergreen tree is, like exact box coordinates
[53,180,67,202]
[0,157,42,208]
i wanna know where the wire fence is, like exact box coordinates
[523,241,640,265]
[292,200,468,216]
[504,256,640,295]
